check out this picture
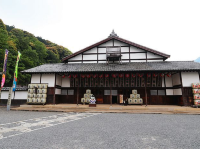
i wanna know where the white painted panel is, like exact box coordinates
[83,61,97,63]
[131,60,146,62]
[68,54,82,60]
[165,76,172,87]
[31,74,40,83]
[14,91,28,99]
[114,40,128,46]
[62,77,70,87]
[68,61,82,64]
[181,72,199,87]
[84,47,97,53]
[174,89,182,95]
[121,54,129,59]
[147,60,163,62]
[56,75,62,86]
[162,77,165,87]
[1,91,9,99]
[98,48,106,53]
[55,89,61,94]
[166,89,173,95]
[99,40,113,46]
[83,55,97,60]
[130,46,144,52]
[172,73,181,86]
[98,54,106,60]
[122,60,129,63]
[41,74,55,87]
[121,47,129,52]
[147,52,162,59]
[130,53,146,59]
[98,61,106,63]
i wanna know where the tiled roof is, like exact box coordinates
[62,36,170,62]
[22,61,200,73]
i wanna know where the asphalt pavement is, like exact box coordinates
[0,107,200,149]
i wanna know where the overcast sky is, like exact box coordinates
[0,0,199,61]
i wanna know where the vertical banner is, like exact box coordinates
[12,51,21,91]
[0,49,9,101]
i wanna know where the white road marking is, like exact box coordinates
[0,113,100,140]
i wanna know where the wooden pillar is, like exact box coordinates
[164,72,167,105]
[179,71,185,106]
[144,72,147,106]
[77,75,79,105]
[53,73,56,104]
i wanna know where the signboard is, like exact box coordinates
[119,94,123,103]
[7,87,13,111]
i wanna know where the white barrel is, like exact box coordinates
[32,94,37,98]
[42,89,47,94]
[37,89,42,94]
[28,89,33,94]
[193,94,200,100]
[32,84,38,88]
[36,98,41,103]
[138,98,143,104]
[84,94,92,99]
[27,94,33,98]
[130,94,137,99]
[86,89,91,94]
[27,98,32,103]
[128,98,133,104]
[41,98,46,104]
[38,84,42,89]
[28,84,33,89]
[37,94,42,98]
[81,98,85,103]
[85,98,90,103]
[136,94,140,98]
[42,84,48,89]
[132,90,137,94]
[192,83,199,89]
[32,98,37,103]
[41,94,47,98]
[194,100,200,105]
[198,89,200,94]
[193,89,199,94]
[133,99,138,104]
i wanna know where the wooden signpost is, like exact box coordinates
[7,87,13,111]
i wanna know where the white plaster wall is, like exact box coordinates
[174,89,182,95]
[56,75,62,86]
[147,52,162,59]
[1,91,18,99]
[166,89,173,95]
[31,74,40,83]
[114,40,128,46]
[98,54,106,60]
[83,55,97,60]
[121,47,129,52]
[172,73,181,86]
[121,54,129,59]
[98,48,106,53]
[62,77,70,87]
[68,54,82,60]
[131,60,146,62]
[165,76,173,87]
[14,91,28,99]
[98,61,106,63]
[68,61,82,63]
[162,77,165,87]
[84,47,97,53]
[181,72,199,87]
[130,46,144,52]
[147,60,163,62]
[41,74,55,87]
[55,89,61,94]
[99,40,113,46]
[130,53,146,59]
[83,61,97,63]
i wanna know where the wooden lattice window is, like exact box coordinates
[157,76,162,87]
[131,74,136,87]
[70,78,74,87]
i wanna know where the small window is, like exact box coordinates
[150,90,157,95]
[61,89,67,95]
[68,90,74,95]
[104,90,110,95]
[158,90,165,95]
[111,90,118,95]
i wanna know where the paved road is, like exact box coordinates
[0,107,200,149]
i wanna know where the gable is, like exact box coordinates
[64,35,170,63]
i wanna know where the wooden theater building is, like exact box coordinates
[22,31,200,106]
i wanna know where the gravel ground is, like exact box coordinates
[0,107,200,149]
